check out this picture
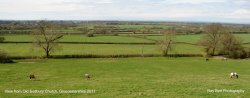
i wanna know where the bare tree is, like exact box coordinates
[33,20,63,58]
[160,29,176,56]
[79,26,89,34]
[200,23,225,55]
[93,26,111,35]
[220,32,238,54]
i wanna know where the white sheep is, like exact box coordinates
[84,74,91,80]
[230,72,238,79]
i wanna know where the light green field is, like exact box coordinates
[147,34,202,44]
[0,57,249,97]
[1,35,153,43]
[1,34,34,42]
[235,34,250,43]
[61,35,153,43]
[0,43,203,56]
[148,34,250,44]
[0,33,249,98]
[2,34,250,44]
[2,34,250,57]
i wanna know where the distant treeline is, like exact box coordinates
[0,20,250,34]
[0,30,248,35]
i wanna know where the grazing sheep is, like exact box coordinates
[84,74,91,80]
[29,74,36,80]
[230,72,239,79]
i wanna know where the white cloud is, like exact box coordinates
[0,0,250,23]
[131,8,204,19]
[227,9,250,19]
[161,0,227,4]
[63,0,113,4]
[0,0,77,12]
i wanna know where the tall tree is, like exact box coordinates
[160,29,176,56]
[220,32,238,54]
[200,23,225,55]
[33,20,63,58]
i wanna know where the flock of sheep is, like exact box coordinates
[28,57,239,80]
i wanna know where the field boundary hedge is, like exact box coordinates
[0,41,200,45]
[0,41,157,45]
[9,54,203,59]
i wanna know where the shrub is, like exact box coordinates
[228,49,248,59]
[0,37,5,42]
[112,33,119,36]
[0,49,14,63]
[86,32,94,37]
[0,59,14,63]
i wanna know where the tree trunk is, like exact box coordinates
[164,40,172,56]
[164,50,168,56]
[212,47,215,56]
[45,49,50,58]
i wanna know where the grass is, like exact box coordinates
[0,43,203,56]
[2,34,250,44]
[1,35,153,43]
[148,34,250,44]
[1,34,34,42]
[147,34,202,44]
[0,33,249,97]
[61,35,153,43]
[235,34,250,43]
[0,57,249,97]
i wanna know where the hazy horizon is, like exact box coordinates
[1,0,250,24]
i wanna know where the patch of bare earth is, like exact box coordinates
[212,56,226,60]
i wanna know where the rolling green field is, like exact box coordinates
[1,34,250,57]
[0,33,250,97]
[147,34,202,44]
[0,57,249,97]
[1,35,153,43]
[148,34,250,44]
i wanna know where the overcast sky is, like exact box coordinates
[0,0,250,23]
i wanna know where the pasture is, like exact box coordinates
[1,34,250,57]
[0,57,249,97]
[0,43,203,56]
[2,34,153,43]
[1,28,250,97]
[2,34,250,43]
